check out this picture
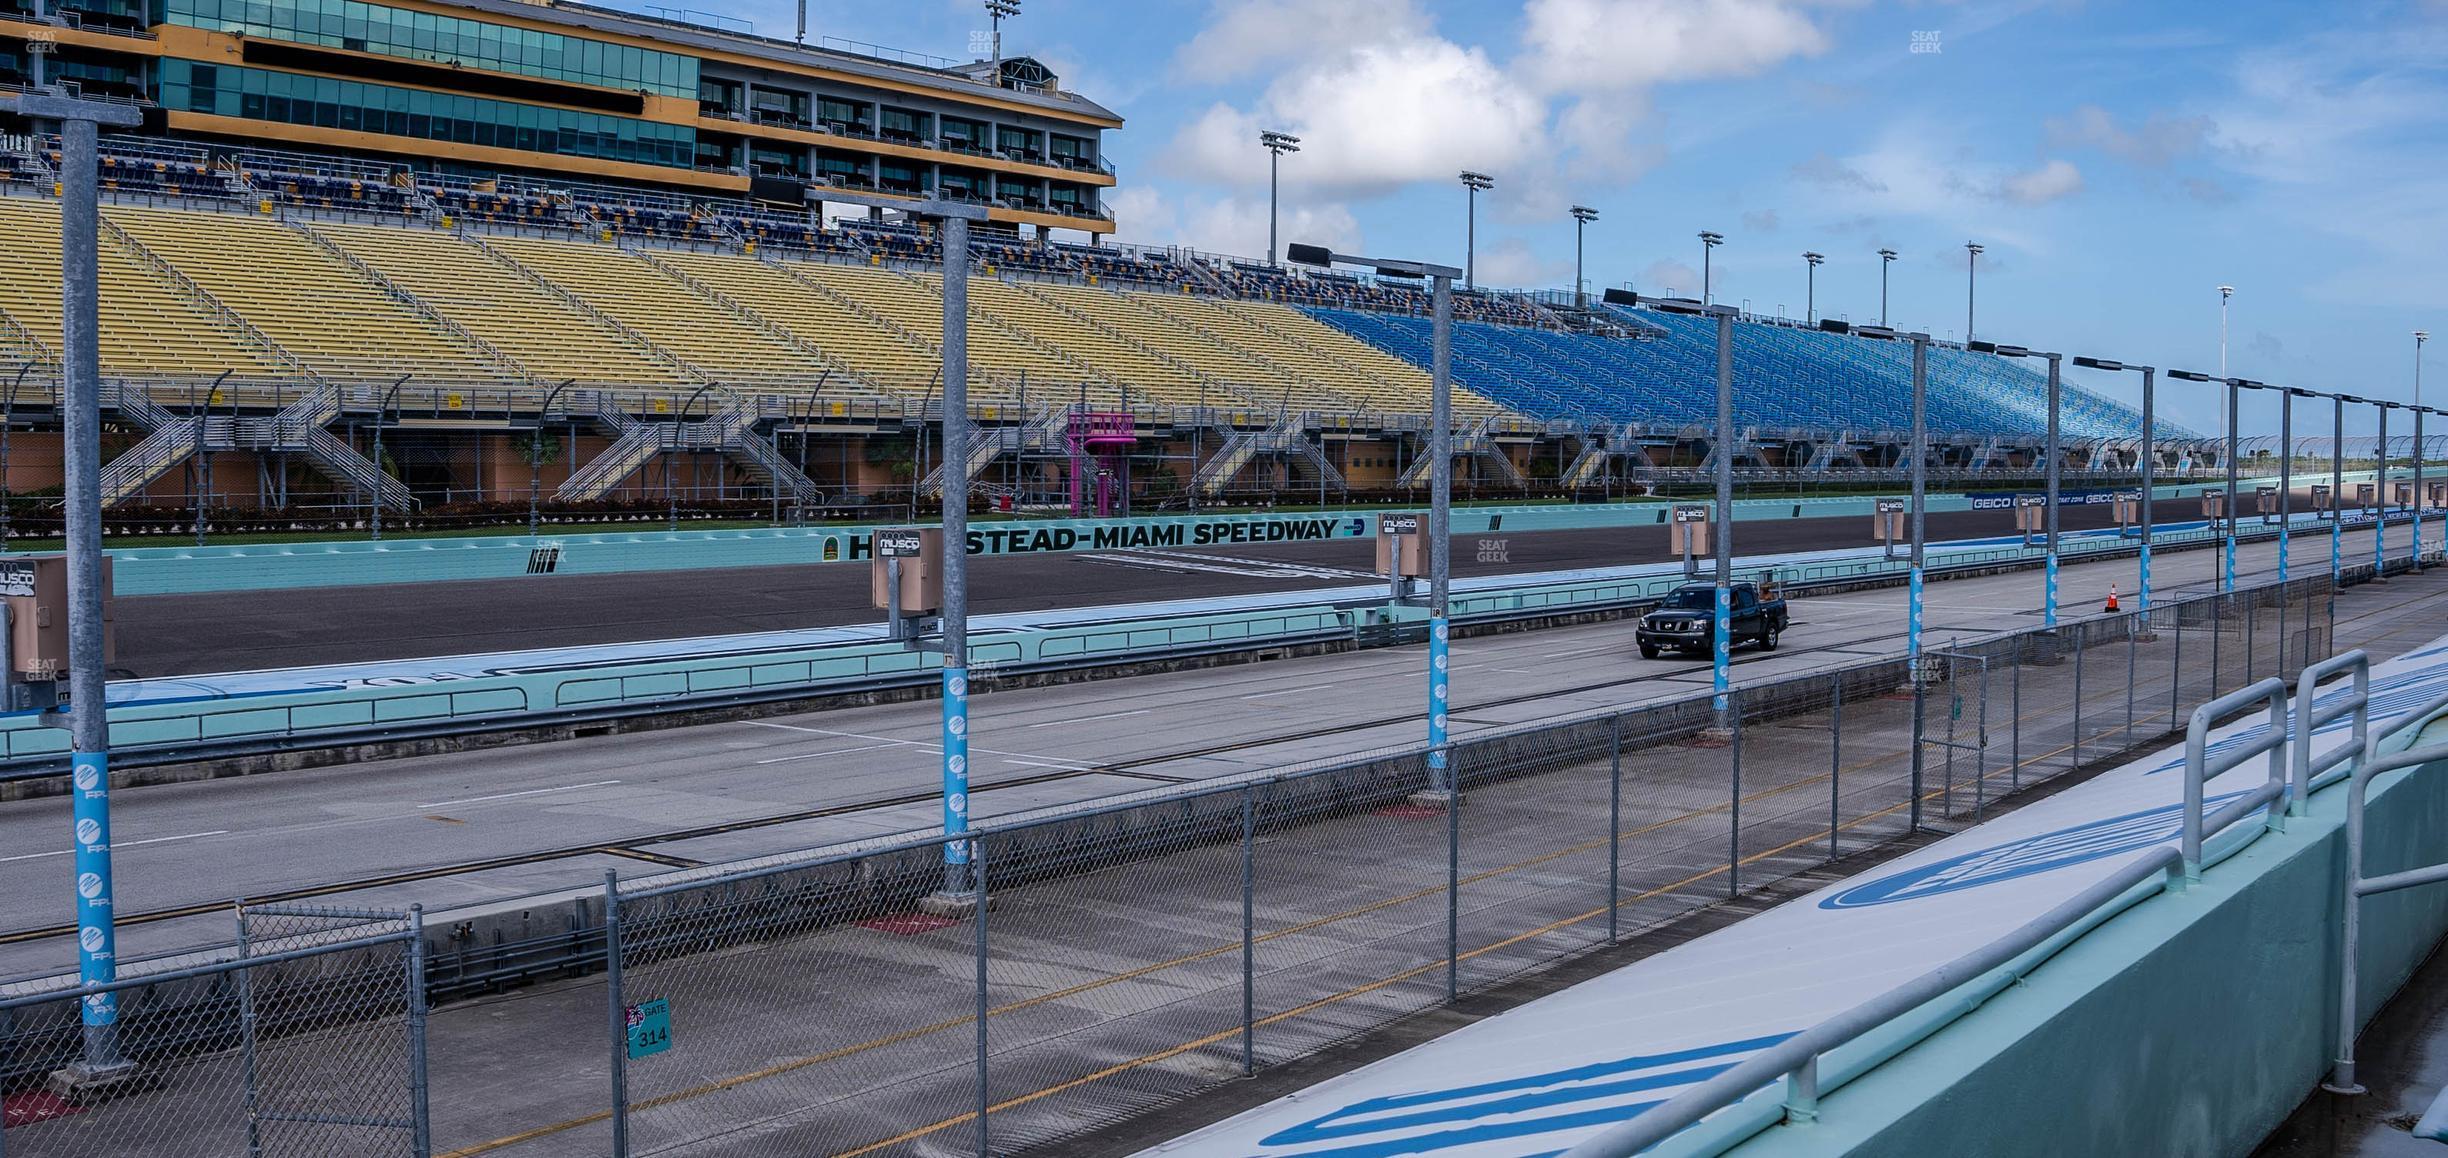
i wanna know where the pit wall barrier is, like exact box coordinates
[1713,713,2448,1158]
[0,509,2375,780]
[63,475,2379,597]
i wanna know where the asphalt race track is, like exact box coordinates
[115,502,2133,676]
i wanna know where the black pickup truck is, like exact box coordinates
[1636,581,1789,658]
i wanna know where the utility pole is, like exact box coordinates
[18,85,145,1094]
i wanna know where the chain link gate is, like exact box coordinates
[233,902,429,1158]
[1922,650,1991,825]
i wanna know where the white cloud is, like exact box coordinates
[2044,104,2215,167]
[1515,0,1834,94]
[1158,0,1845,206]
[1640,258,1704,299]
[1998,159,2084,205]
[1107,186,1364,259]
[1471,237,1573,289]
[1161,29,1548,197]
[1171,0,1431,84]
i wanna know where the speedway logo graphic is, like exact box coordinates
[1243,1033,1793,1157]
[1820,791,2252,909]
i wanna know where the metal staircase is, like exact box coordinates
[918,407,1066,498]
[557,391,823,504]
[1194,412,1345,496]
[1397,415,1525,488]
[93,383,412,509]
[1562,422,1649,488]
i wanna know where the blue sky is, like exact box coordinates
[686,0,2447,439]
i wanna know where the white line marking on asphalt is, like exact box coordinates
[1000,757,1096,771]
[1240,682,1342,700]
[0,830,230,863]
[417,781,621,809]
[742,719,1108,766]
[1025,708,1152,729]
[753,741,905,766]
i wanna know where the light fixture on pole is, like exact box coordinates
[2168,368,2241,592]
[1259,130,1300,267]
[1801,252,1824,325]
[15,84,146,1094]
[2418,331,2430,567]
[1963,242,1984,344]
[2074,356,2156,612]
[1862,322,1933,828]
[1287,241,1462,799]
[2332,393,2350,585]
[2376,398,2396,579]
[2233,380,2293,582]
[2218,285,2234,379]
[1459,171,1493,291]
[1699,230,1724,306]
[1647,294,1742,718]
[1570,204,1599,309]
[1977,340,2063,625]
[1877,248,1897,327]
[983,0,1020,85]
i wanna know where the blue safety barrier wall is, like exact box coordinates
[1716,720,2448,1158]
[76,475,2339,597]
[0,516,2278,774]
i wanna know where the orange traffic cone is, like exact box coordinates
[2105,584,2121,613]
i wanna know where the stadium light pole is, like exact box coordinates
[2074,356,2156,611]
[984,0,1019,82]
[1645,294,1741,715]
[2218,285,2234,380]
[815,189,994,901]
[1570,205,1599,309]
[2333,393,2351,585]
[1980,341,2061,625]
[16,85,144,1090]
[1861,322,1932,827]
[2417,331,2429,567]
[1699,231,1723,306]
[1877,248,1897,327]
[2234,380,2293,582]
[1963,243,1983,344]
[1459,171,1492,290]
[2376,399,2396,579]
[1288,241,1461,795]
[1259,130,1300,267]
[2169,369,2241,591]
[1801,252,1823,325]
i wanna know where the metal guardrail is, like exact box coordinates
[1562,647,2360,1158]
[2293,651,2371,813]
[2327,686,2448,1095]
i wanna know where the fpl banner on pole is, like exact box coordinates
[72,749,117,1027]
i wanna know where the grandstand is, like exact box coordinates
[0,133,2187,511]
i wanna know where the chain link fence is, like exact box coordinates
[0,575,2334,1157]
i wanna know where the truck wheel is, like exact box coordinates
[1638,642,1660,659]
[1758,627,1781,652]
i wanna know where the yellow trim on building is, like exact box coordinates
[0,15,165,55]
[164,109,749,191]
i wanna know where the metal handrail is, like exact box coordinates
[1561,846,2188,1157]
[2326,688,2448,1095]
[1564,674,2307,1158]
[2293,651,2371,812]
[2182,677,2293,878]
